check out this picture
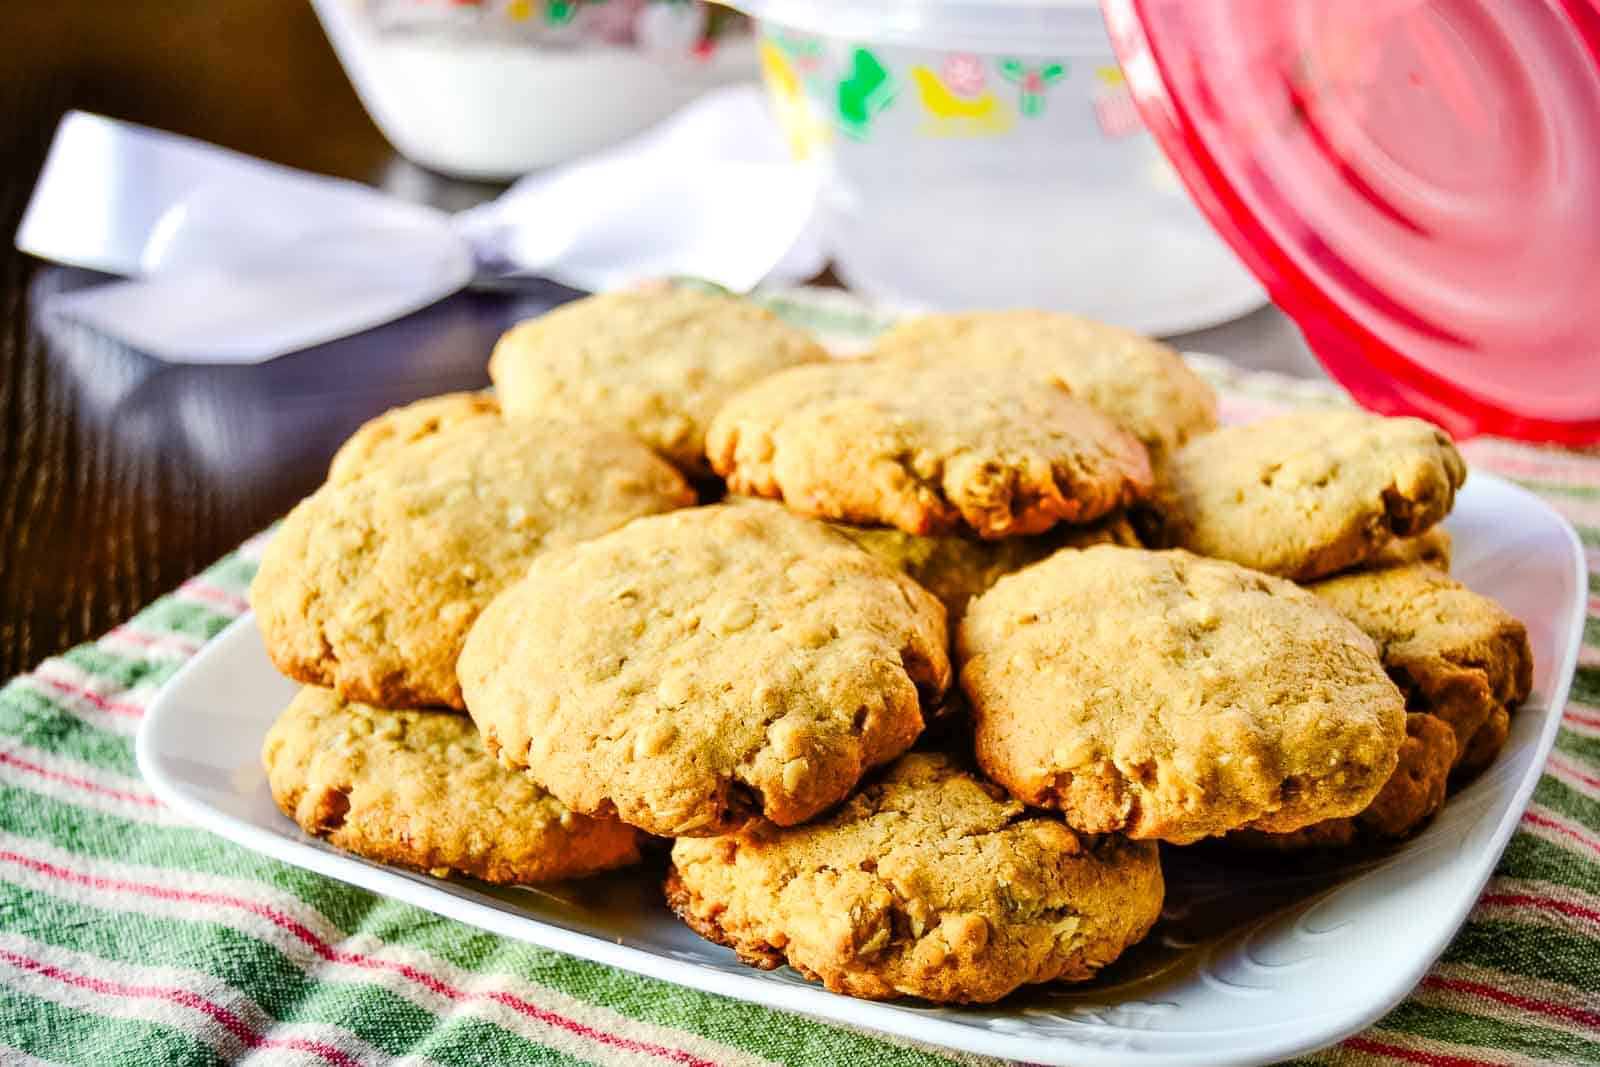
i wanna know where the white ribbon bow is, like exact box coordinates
[16,86,820,364]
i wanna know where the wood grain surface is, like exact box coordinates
[0,1,1316,678]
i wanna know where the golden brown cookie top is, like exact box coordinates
[250,414,694,709]
[262,687,642,883]
[1310,563,1532,768]
[1148,410,1466,580]
[831,512,1142,622]
[458,502,951,837]
[706,360,1152,540]
[666,751,1163,1004]
[489,289,827,477]
[1364,526,1453,572]
[327,392,500,483]
[877,309,1218,462]
[1229,712,1456,852]
[959,545,1406,843]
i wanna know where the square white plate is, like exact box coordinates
[137,472,1587,1067]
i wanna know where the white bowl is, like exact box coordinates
[311,0,758,180]
[741,0,1266,333]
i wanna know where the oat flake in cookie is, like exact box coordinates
[959,545,1407,844]
[263,687,642,884]
[667,752,1163,1004]
[250,405,694,710]
[706,360,1152,540]
[458,502,951,837]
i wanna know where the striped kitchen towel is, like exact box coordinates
[1,290,1597,1065]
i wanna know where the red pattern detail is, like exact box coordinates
[1341,1035,1508,1067]
[1423,975,1600,1030]
[0,752,160,807]
[177,580,250,616]
[1479,891,1600,926]
[0,946,362,1067]
[31,675,144,718]
[1521,810,1600,857]
[0,850,721,1067]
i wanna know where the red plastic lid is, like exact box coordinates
[1102,0,1600,444]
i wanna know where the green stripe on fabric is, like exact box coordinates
[1585,613,1600,649]
[1573,666,1600,707]
[0,688,139,776]
[1579,525,1600,550]
[0,883,591,1067]
[199,555,259,593]
[457,941,969,1067]
[0,786,966,1067]
[1441,920,1600,989]
[1376,1000,1600,1064]
[125,598,239,645]
[1530,775,1600,831]
[1556,729,1600,767]
[1,987,221,1067]
[58,647,181,693]
[1493,832,1600,895]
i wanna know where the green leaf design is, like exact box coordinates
[998,58,1027,82]
[1040,62,1068,83]
[837,47,897,139]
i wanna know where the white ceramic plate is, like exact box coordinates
[137,472,1587,1067]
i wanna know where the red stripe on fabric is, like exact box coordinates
[0,752,160,808]
[1521,811,1600,857]
[1423,975,1600,1030]
[0,947,360,1067]
[1547,755,1600,791]
[1479,892,1600,926]
[30,676,144,718]
[1341,1035,1507,1067]
[0,850,719,1067]
[177,581,250,615]
[105,627,201,654]
[1566,710,1600,730]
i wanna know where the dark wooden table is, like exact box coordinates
[0,1,1319,678]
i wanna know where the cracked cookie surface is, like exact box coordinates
[959,546,1406,843]
[458,502,951,837]
[1310,563,1532,775]
[251,408,693,709]
[1146,411,1466,580]
[706,361,1151,540]
[876,310,1218,463]
[666,751,1162,1004]
[263,686,642,883]
[490,290,827,477]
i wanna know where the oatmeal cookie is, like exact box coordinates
[666,752,1162,1003]
[263,686,642,882]
[959,546,1406,843]
[707,361,1151,539]
[1146,411,1465,580]
[459,502,950,837]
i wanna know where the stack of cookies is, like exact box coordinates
[252,291,1533,1006]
